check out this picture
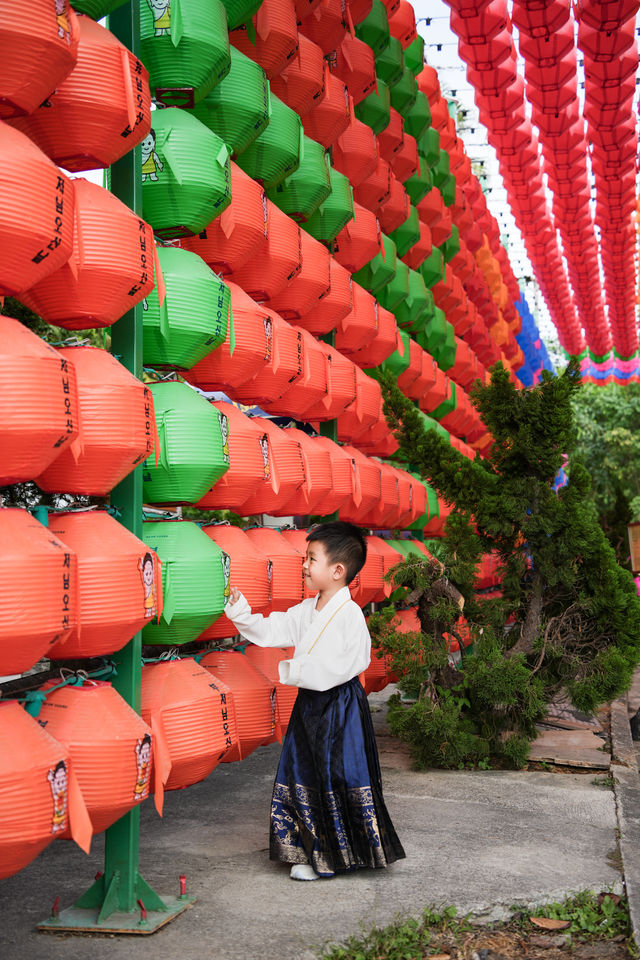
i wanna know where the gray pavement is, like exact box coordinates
[0,691,626,960]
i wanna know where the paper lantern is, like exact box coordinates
[184,281,275,391]
[335,365,382,437]
[184,46,269,157]
[0,122,75,297]
[312,436,358,515]
[395,267,431,331]
[142,520,227,645]
[332,34,376,104]
[243,645,298,733]
[377,105,404,162]
[236,417,306,514]
[389,64,417,114]
[37,347,155,496]
[303,341,359,419]
[389,204,420,259]
[391,132,419,184]
[281,427,334,513]
[299,0,347,54]
[353,154,392,212]
[361,645,392,693]
[280,528,316,599]
[270,32,325,116]
[347,303,398,368]
[229,0,299,80]
[37,682,153,836]
[352,231,397,293]
[0,702,79,879]
[301,256,353,334]
[232,201,302,301]
[366,535,402,598]
[140,659,237,799]
[0,316,79,485]
[221,0,263,30]
[236,93,302,189]
[142,246,229,370]
[378,254,409,310]
[405,156,432,206]
[404,90,431,140]
[200,651,279,761]
[354,0,390,57]
[196,403,269,510]
[18,179,155,329]
[339,444,382,520]
[302,66,351,148]
[377,174,410,234]
[142,382,230,505]
[354,76,391,134]
[267,135,331,223]
[404,32,424,74]
[333,203,381,273]
[331,115,378,188]
[199,525,270,639]
[304,164,354,242]
[141,108,231,239]
[8,17,151,170]
[245,528,306,611]
[375,34,403,86]
[181,162,268,278]
[350,542,384,606]
[0,0,79,119]
[140,0,230,107]
[335,280,379,352]
[268,229,331,318]
[46,511,162,660]
[0,509,78,675]
[232,310,305,404]
[349,0,373,23]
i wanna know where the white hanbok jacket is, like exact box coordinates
[223,586,371,692]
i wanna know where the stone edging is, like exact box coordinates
[610,695,640,948]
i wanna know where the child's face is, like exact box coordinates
[143,561,154,588]
[303,541,343,593]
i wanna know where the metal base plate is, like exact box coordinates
[37,895,195,935]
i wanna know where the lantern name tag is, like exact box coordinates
[133,387,154,465]
[127,219,150,298]
[121,61,147,140]
[61,551,72,637]
[52,358,76,449]
[31,176,67,265]
[209,682,234,750]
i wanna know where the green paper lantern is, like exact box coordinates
[140,0,231,107]
[184,46,269,157]
[375,36,403,87]
[431,379,457,420]
[436,320,457,371]
[235,92,302,189]
[432,149,450,190]
[354,78,390,136]
[142,382,230,504]
[387,538,429,561]
[220,0,262,30]
[405,158,433,206]
[354,0,390,57]
[404,91,431,140]
[267,136,331,223]
[420,246,444,288]
[389,64,417,114]
[395,268,430,333]
[418,409,450,442]
[141,520,228,645]
[141,108,231,239]
[407,475,438,531]
[352,232,397,293]
[441,173,457,206]
[70,0,127,16]
[416,305,447,356]
[142,246,229,370]
[389,204,420,258]
[378,327,412,377]
[418,126,440,169]
[304,164,354,243]
[440,223,460,264]
[377,256,409,311]
[404,34,425,76]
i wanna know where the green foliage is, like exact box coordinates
[377,360,640,770]
[519,891,631,942]
[2,297,109,350]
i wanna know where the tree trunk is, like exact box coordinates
[506,569,543,659]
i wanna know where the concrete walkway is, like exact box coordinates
[0,692,626,960]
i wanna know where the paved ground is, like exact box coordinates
[0,690,626,960]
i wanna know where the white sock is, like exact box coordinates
[290,863,319,881]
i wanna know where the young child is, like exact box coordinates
[225,521,405,881]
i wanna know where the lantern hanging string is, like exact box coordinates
[20,660,118,717]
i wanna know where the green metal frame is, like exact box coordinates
[38,2,193,935]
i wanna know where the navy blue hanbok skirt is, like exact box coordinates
[269,675,405,876]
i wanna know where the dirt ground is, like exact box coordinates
[418,925,630,960]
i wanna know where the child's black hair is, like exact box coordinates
[306,521,367,584]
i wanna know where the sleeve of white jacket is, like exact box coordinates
[223,592,304,649]
[278,604,371,692]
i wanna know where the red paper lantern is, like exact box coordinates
[232,200,302,302]
[377,106,404,163]
[278,426,334,513]
[8,16,151,171]
[336,366,382,439]
[339,444,382,520]
[303,341,358,419]
[332,33,376,104]
[230,0,299,80]
[270,32,325,115]
[367,535,403,599]
[200,651,280,761]
[300,255,353,334]
[349,542,383,606]
[353,155,392,211]
[18,178,156,330]
[231,310,305,405]
[302,65,352,148]
[37,347,156,497]
[199,525,270,640]
[0,315,80,484]
[181,162,269,277]
[349,0,374,23]
[244,645,298,734]
[388,0,417,48]
[303,436,355,513]
[299,0,347,54]
[268,229,331,318]
[333,202,381,272]
[0,0,79,119]
[335,280,379,352]
[260,326,330,419]
[197,402,272,510]
[236,417,306,514]
[280,528,317,598]
[377,174,410,234]
[245,528,306,611]
[346,303,398,368]
[0,122,75,297]
[331,115,378,189]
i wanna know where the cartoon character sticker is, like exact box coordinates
[141,130,164,182]
[146,0,171,35]
[259,433,271,482]
[139,552,157,620]
[219,412,230,464]
[221,553,231,600]
[263,315,273,363]
[134,734,152,801]
[54,0,72,43]
[48,759,68,834]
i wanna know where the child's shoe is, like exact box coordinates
[290,863,319,881]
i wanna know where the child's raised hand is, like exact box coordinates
[228,587,241,606]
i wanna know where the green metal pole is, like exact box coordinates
[319,330,339,520]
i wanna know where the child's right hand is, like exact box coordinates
[227,587,241,606]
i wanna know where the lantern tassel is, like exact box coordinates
[68,766,92,854]
[151,714,171,817]
[170,0,185,46]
